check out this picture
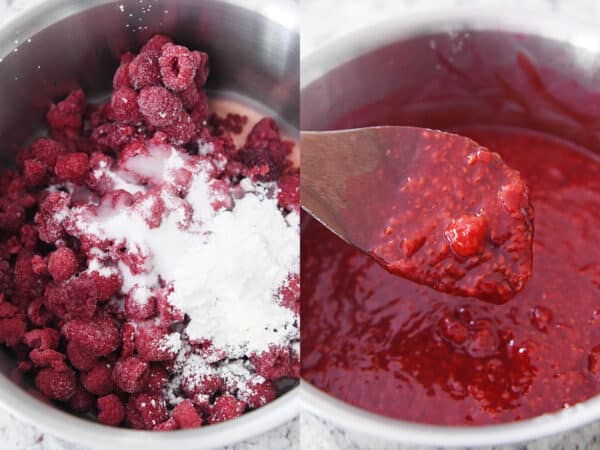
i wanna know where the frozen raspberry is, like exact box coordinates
[15,147,33,169]
[113,62,131,90]
[0,296,17,318]
[132,192,164,229]
[35,191,70,243]
[91,123,139,152]
[27,297,52,327]
[192,51,210,87]
[126,393,168,430]
[243,380,277,409]
[207,394,246,424]
[277,273,299,313]
[124,286,156,320]
[31,256,46,278]
[172,399,202,429]
[20,224,39,251]
[98,394,125,426]
[45,277,97,320]
[87,269,122,301]
[0,317,27,347]
[190,97,209,126]
[67,341,98,371]
[236,119,289,182]
[30,138,68,168]
[48,247,78,282]
[6,236,21,255]
[100,189,135,210]
[145,364,168,392]
[55,152,89,184]
[162,110,196,145]
[120,322,136,359]
[23,159,48,187]
[181,371,222,398]
[251,345,294,380]
[23,328,60,350]
[15,251,45,299]
[62,315,120,356]
[140,34,173,54]
[0,199,25,232]
[128,51,161,90]
[135,327,179,362]
[159,44,197,92]
[137,86,183,127]
[68,382,95,412]
[208,113,247,135]
[277,172,299,212]
[180,83,200,109]
[29,348,68,371]
[154,418,178,431]
[110,87,142,124]
[46,89,86,132]
[81,362,114,396]
[112,357,149,393]
[35,367,76,401]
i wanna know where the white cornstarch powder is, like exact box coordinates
[51,143,299,398]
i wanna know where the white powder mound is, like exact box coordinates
[171,194,299,357]
[52,143,299,361]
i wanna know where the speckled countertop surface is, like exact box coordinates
[301,0,600,449]
[0,0,298,449]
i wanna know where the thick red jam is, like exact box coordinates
[369,129,533,303]
[302,126,600,425]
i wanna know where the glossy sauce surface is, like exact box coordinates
[301,126,600,425]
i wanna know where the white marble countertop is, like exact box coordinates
[0,0,298,449]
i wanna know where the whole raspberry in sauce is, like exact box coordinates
[370,130,533,303]
[0,35,298,430]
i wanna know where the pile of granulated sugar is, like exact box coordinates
[52,143,299,399]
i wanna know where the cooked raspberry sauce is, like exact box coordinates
[302,126,600,425]
[369,129,533,303]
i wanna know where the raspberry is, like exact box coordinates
[98,394,125,426]
[6,236,21,255]
[181,371,222,398]
[81,362,114,396]
[277,172,299,212]
[277,273,299,313]
[172,399,202,429]
[140,34,173,54]
[29,348,68,371]
[0,199,25,232]
[68,382,95,412]
[30,254,44,274]
[112,357,149,393]
[128,51,161,90]
[243,380,277,409]
[87,269,122,301]
[27,297,52,327]
[132,192,164,229]
[192,51,210,87]
[30,138,68,168]
[15,252,45,299]
[91,123,139,151]
[48,247,78,282]
[251,345,294,380]
[0,317,27,347]
[62,315,120,356]
[236,119,289,182]
[67,341,98,371]
[161,110,196,145]
[113,63,131,90]
[45,277,97,320]
[110,87,142,124]
[180,83,200,109]
[135,327,179,362]
[126,393,168,430]
[35,367,76,401]
[46,89,86,132]
[145,364,168,392]
[23,328,60,350]
[35,191,70,243]
[120,322,136,359]
[159,45,197,92]
[124,286,155,320]
[55,152,89,184]
[137,86,183,127]
[23,160,48,187]
[0,296,17,317]
[153,418,178,431]
[207,394,246,424]
[20,224,39,250]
